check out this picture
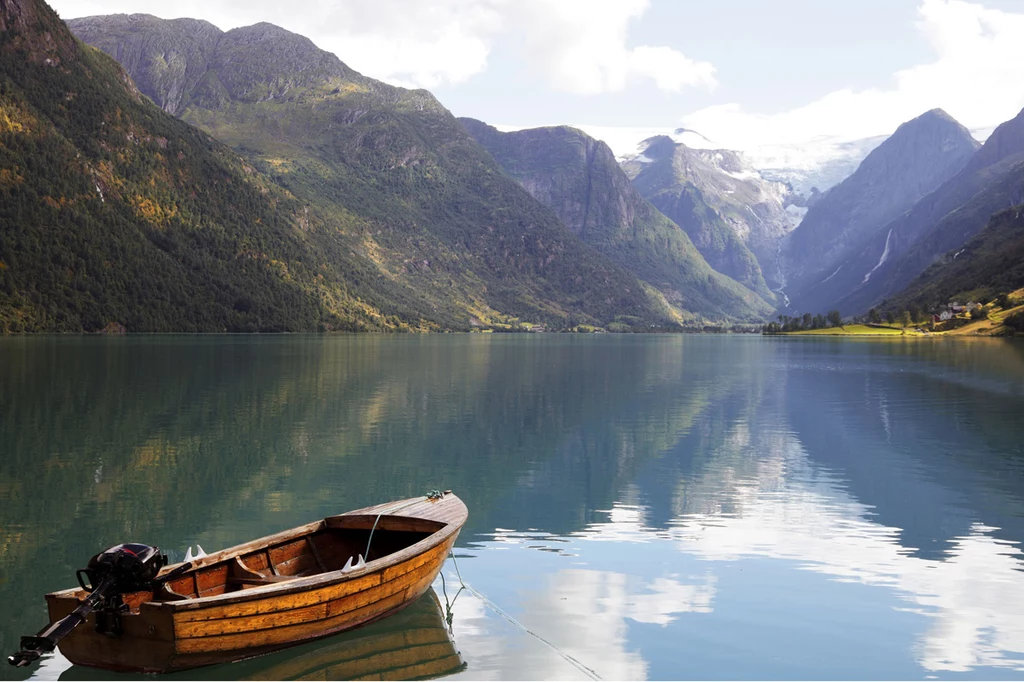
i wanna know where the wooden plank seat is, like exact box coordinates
[229,557,311,585]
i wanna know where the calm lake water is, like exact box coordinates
[2,334,1024,680]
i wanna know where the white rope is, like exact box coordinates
[364,493,438,559]
[444,553,602,681]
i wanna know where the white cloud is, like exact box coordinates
[522,0,1024,190]
[679,0,1024,150]
[303,0,504,90]
[629,45,717,93]
[504,0,716,95]
[50,0,715,93]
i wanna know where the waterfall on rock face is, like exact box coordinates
[862,228,894,284]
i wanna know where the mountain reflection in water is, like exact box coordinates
[2,335,1023,680]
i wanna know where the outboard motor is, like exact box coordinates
[8,543,191,668]
[76,543,166,594]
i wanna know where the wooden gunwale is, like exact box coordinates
[161,494,464,613]
[174,539,453,626]
[173,551,448,654]
[164,526,440,610]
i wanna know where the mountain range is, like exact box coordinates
[781,109,980,314]
[3,0,1023,332]
[458,119,771,321]
[835,107,1024,314]
[598,111,1024,322]
[3,4,689,332]
[621,135,795,303]
[775,105,1024,317]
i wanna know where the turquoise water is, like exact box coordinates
[2,334,1024,680]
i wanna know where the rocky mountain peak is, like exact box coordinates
[219,21,336,61]
[0,0,77,65]
[69,14,367,113]
[916,107,957,124]
[781,108,980,313]
[623,130,795,303]
[636,135,677,161]
[960,106,1024,175]
[851,108,978,188]
[210,22,355,102]
[460,118,774,321]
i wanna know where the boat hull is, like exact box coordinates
[57,589,465,681]
[45,493,466,673]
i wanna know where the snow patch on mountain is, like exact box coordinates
[494,120,998,215]
[748,135,889,195]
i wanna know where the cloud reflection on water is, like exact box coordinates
[454,421,1024,678]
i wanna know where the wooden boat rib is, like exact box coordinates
[44,492,467,673]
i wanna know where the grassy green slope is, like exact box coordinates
[70,16,668,330]
[459,119,772,322]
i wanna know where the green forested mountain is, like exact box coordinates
[459,119,772,322]
[66,13,674,331]
[1,0,428,332]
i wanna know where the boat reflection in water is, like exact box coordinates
[59,589,466,681]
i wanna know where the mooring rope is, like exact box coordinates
[443,552,602,681]
[363,491,443,561]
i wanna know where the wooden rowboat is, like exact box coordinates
[43,492,467,673]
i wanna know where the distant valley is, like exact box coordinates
[458,119,771,321]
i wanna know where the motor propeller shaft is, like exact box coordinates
[7,543,188,668]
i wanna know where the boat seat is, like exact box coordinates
[225,556,327,589]
[227,556,298,588]
[228,574,296,586]
[156,583,191,601]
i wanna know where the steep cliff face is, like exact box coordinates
[66,14,222,114]
[460,119,773,321]
[835,107,1024,314]
[70,14,671,329]
[883,205,1024,313]
[460,120,634,238]
[782,109,979,313]
[623,135,793,304]
[0,0,78,65]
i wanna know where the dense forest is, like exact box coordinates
[0,0,460,332]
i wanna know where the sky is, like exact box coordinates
[49,0,1024,156]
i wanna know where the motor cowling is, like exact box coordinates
[8,542,183,668]
[77,543,167,594]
